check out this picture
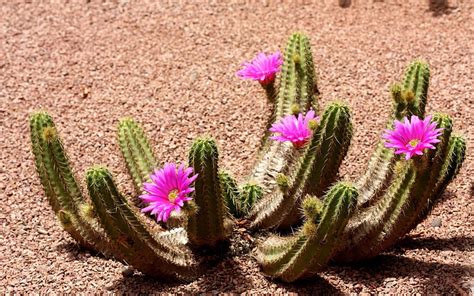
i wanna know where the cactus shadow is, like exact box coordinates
[55,241,108,260]
[396,235,474,252]
[333,254,472,294]
[106,273,182,293]
[273,276,344,295]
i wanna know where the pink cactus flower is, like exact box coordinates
[237,51,283,85]
[383,115,443,160]
[140,163,198,222]
[269,110,319,148]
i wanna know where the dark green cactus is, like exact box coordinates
[251,32,319,200]
[240,182,264,217]
[219,170,242,217]
[249,101,353,230]
[187,138,232,247]
[30,114,232,279]
[86,166,197,280]
[256,182,357,282]
[219,171,263,218]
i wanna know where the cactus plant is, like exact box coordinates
[250,32,319,200]
[186,137,232,247]
[252,45,465,281]
[30,113,232,280]
[117,118,157,193]
[256,182,358,282]
[30,112,112,255]
[30,32,466,284]
[86,166,197,280]
[249,101,353,229]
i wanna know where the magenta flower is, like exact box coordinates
[269,110,319,148]
[383,115,443,160]
[140,163,198,222]
[237,51,283,85]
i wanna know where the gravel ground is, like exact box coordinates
[1,0,473,294]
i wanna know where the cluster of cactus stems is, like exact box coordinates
[30,32,466,283]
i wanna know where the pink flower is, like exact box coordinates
[269,110,319,148]
[383,115,443,160]
[237,51,283,85]
[140,163,198,222]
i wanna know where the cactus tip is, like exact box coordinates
[42,126,58,142]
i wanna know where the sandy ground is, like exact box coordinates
[1,0,473,294]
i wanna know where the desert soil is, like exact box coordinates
[1,0,473,294]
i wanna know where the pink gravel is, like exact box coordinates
[0,0,472,294]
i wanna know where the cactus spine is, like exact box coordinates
[256,182,357,282]
[187,138,232,247]
[86,167,197,280]
[249,102,353,229]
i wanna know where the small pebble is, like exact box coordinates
[121,267,134,277]
[431,217,442,228]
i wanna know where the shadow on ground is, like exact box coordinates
[330,253,472,294]
[397,235,473,252]
[428,0,457,16]
[99,233,473,294]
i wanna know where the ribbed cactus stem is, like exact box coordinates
[402,60,430,115]
[250,32,319,200]
[249,102,353,230]
[303,102,352,196]
[256,182,358,282]
[30,112,110,253]
[356,61,430,208]
[117,118,157,192]
[240,182,264,217]
[86,166,196,280]
[218,171,243,218]
[336,114,466,262]
[335,162,416,262]
[187,138,231,247]
[421,134,466,219]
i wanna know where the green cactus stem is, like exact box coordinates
[335,114,466,262]
[256,182,358,282]
[402,59,430,115]
[30,112,112,254]
[251,32,319,200]
[240,182,264,217]
[414,134,466,225]
[86,166,197,280]
[219,170,243,218]
[249,101,353,230]
[117,118,157,192]
[186,138,231,247]
[356,60,430,209]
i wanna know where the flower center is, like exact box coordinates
[409,139,420,147]
[168,189,179,202]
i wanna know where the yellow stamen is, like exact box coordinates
[409,139,419,147]
[168,189,179,202]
